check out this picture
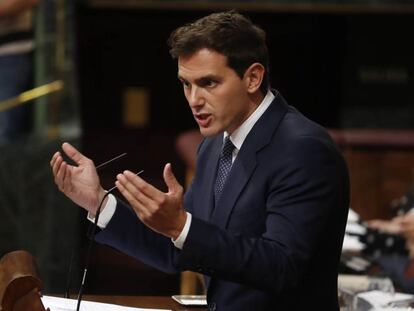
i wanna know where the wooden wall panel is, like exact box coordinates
[343,149,414,220]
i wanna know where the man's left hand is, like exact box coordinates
[115,163,187,239]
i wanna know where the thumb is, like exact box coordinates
[163,163,181,193]
[62,142,89,166]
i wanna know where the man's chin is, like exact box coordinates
[199,126,221,137]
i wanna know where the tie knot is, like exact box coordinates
[222,136,235,157]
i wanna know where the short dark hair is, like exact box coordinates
[168,11,270,95]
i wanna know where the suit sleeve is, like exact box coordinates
[176,136,348,293]
[95,200,180,274]
[93,139,203,274]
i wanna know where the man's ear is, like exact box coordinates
[244,63,265,94]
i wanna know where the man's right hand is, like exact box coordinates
[50,142,106,216]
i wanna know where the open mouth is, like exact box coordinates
[194,113,212,127]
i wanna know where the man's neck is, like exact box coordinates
[249,90,266,108]
[225,89,274,150]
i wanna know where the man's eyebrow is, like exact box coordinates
[177,74,221,84]
[195,75,220,83]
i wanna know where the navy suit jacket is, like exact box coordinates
[96,91,350,310]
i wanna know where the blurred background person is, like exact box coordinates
[367,194,414,293]
[0,0,38,144]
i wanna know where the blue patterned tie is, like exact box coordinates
[214,136,235,205]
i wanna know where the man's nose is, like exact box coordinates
[188,87,204,108]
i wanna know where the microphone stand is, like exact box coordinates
[75,170,144,311]
[64,152,127,299]
[75,191,109,311]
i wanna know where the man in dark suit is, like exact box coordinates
[51,11,349,310]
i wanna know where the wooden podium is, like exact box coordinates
[0,250,206,311]
[0,251,46,311]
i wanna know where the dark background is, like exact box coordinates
[77,8,414,133]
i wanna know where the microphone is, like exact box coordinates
[64,152,127,299]
[75,169,144,311]
[95,153,127,170]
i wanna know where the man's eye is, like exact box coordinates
[205,80,217,88]
[181,80,190,88]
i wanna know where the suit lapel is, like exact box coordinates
[210,92,289,228]
[197,136,222,221]
[210,148,257,227]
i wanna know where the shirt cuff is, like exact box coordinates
[172,212,192,249]
[87,193,117,229]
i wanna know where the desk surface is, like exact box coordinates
[84,295,207,311]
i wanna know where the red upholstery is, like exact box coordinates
[175,130,203,171]
[328,129,414,149]
[176,129,414,169]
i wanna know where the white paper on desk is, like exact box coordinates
[41,295,170,311]
[348,208,360,223]
[355,290,414,309]
[345,221,367,236]
[342,234,365,252]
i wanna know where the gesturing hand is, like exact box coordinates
[50,142,106,215]
[115,163,187,239]
[367,217,404,235]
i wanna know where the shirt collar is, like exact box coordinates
[224,90,275,151]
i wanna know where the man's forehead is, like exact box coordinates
[178,49,227,66]
[177,49,229,79]
[177,66,224,82]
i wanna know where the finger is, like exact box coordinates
[366,220,385,229]
[52,155,63,178]
[163,163,182,193]
[366,220,378,226]
[62,142,91,166]
[53,158,70,190]
[116,173,154,208]
[56,161,68,191]
[115,180,151,218]
[61,162,72,192]
[54,163,64,190]
[123,170,163,201]
[50,151,61,167]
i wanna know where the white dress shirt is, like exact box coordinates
[89,90,275,249]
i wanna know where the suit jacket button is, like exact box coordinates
[208,302,216,311]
